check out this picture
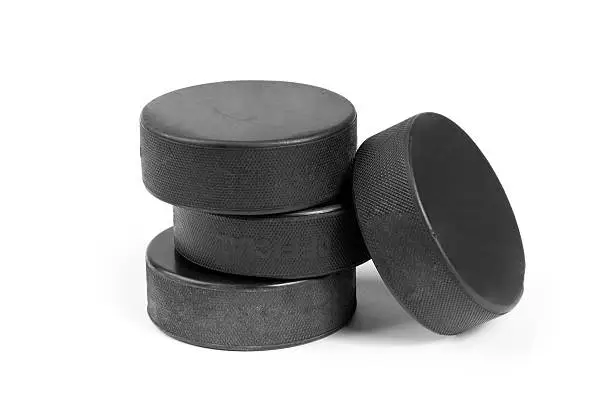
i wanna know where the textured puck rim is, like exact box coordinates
[149,317,352,352]
[173,203,370,279]
[352,112,525,334]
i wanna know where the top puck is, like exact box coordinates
[140,81,357,214]
[353,113,525,335]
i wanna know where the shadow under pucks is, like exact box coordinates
[340,262,441,345]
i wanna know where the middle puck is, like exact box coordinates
[173,203,370,279]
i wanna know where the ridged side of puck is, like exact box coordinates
[146,228,356,351]
[173,204,370,279]
[140,81,357,215]
[352,113,524,335]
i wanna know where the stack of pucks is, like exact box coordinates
[140,81,370,350]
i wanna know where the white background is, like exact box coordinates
[2,1,611,406]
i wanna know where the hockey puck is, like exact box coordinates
[140,81,357,215]
[173,203,370,279]
[146,228,356,350]
[352,112,525,335]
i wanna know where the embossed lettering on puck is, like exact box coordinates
[140,81,357,215]
[146,228,357,351]
[352,113,525,335]
[173,203,370,279]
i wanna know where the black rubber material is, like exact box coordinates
[141,81,357,215]
[352,112,525,335]
[146,228,356,351]
[173,203,370,279]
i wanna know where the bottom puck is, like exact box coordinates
[146,228,356,351]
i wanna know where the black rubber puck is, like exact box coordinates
[146,228,356,350]
[173,203,370,279]
[140,81,357,215]
[352,113,525,335]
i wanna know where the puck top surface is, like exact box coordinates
[352,112,525,334]
[141,81,356,147]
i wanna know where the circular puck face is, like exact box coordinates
[173,203,370,279]
[146,228,356,351]
[352,112,525,335]
[140,81,357,214]
[141,81,355,146]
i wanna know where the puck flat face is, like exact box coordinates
[140,81,357,214]
[173,203,370,279]
[352,113,525,335]
[146,228,356,351]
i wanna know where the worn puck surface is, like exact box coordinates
[141,81,357,214]
[146,228,356,351]
[353,112,525,335]
[173,203,370,279]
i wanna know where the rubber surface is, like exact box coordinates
[146,228,356,350]
[173,203,370,279]
[352,112,525,335]
[141,81,357,215]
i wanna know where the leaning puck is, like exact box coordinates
[173,203,370,279]
[146,228,356,350]
[352,113,525,335]
[140,81,357,215]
